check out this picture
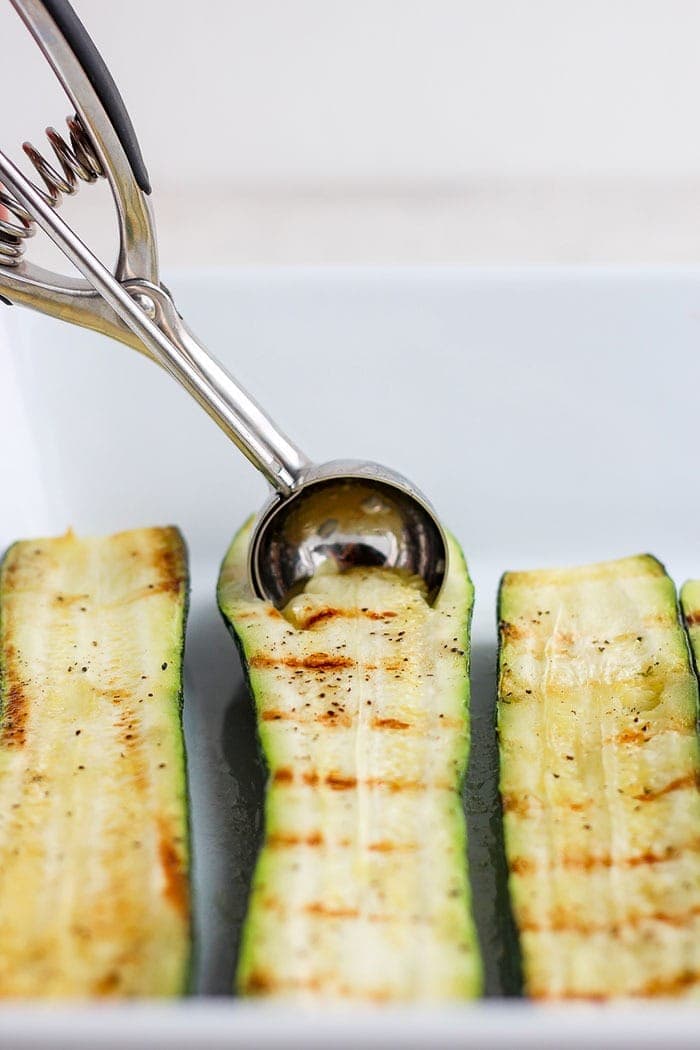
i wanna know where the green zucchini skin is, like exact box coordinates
[218,521,482,1003]
[682,581,700,673]
[0,527,191,997]
[498,554,700,1000]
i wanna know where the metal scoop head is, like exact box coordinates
[249,461,448,608]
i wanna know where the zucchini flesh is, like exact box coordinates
[0,527,190,997]
[218,523,481,1002]
[498,554,700,1000]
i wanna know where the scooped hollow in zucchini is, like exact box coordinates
[218,521,482,1002]
[0,527,190,997]
[498,554,700,1000]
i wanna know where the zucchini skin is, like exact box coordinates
[218,522,482,1003]
[682,581,700,673]
[0,527,191,997]
[497,554,700,1000]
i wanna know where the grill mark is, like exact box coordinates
[267,831,323,848]
[510,838,700,875]
[95,687,133,701]
[263,832,416,852]
[533,969,700,1001]
[157,820,188,918]
[244,970,286,995]
[261,709,292,721]
[326,772,357,790]
[372,717,411,730]
[608,721,694,747]
[616,729,651,746]
[316,710,352,727]
[250,652,355,671]
[244,973,331,996]
[52,591,91,607]
[288,769,435,792]
[685,610,700,626]
[368,840,418,852]
[633,773,700,801]
[520,902,700,934]
[305,902,359,919]
[273,767,293,783]
[636,969,700,997]
[261,708,353,727]
[114,710,143,756]
[509,856,535,875]
[502,794,543,817]
[243,971,395,999]
[143,578,185,598]
[503,773,699,818]
[93,970,121,995]
[297,607,399,629]
[0,680,28,748]
[261,709,440,730]
[499,620,526,641]
[150,528,186,587]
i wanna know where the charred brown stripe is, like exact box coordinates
[509,837,700,874]
[633,773,700,801]
[262,708,353,727]
[262,708,455,730]
[499,621,526,641]
[685,610,700,627]
[305,902,359,919]
[299,607,399,628]
[267,831,324,848]
[52,591,91,607]
[243,972,393,998]
[157,819,189,918]
[150,526,185,580]
[635,969,700,997]
[0,644,28,749]
[372,717,411,730]
[520,902,700,934]
[0,681,29,749]
[503,773,699,816]
[533,969,700,1001]
[250,652,355,671]
[612,721,694,746]
[326,772,357,790]
[368,840,418,852]
[274,768,447,792]
[243,971,322,995]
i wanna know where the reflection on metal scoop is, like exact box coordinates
[250,461,447,608]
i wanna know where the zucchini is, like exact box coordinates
[498,554,700,999]
[218,521,481,1002]
[682,581,700,670]
[0,527,190,997]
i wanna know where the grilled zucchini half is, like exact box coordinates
[498,554,700,1000]
[218,521,482,1003]
[0,527,190,997]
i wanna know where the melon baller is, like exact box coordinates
[0,0,447,607]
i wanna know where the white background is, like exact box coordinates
[4,1,700,263]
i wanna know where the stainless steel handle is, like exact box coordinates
[0,151,309,496]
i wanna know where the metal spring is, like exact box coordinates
[0,115,104,268]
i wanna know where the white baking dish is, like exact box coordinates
[1,266,699,1046]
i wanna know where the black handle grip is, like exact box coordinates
[41,0,151,194]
